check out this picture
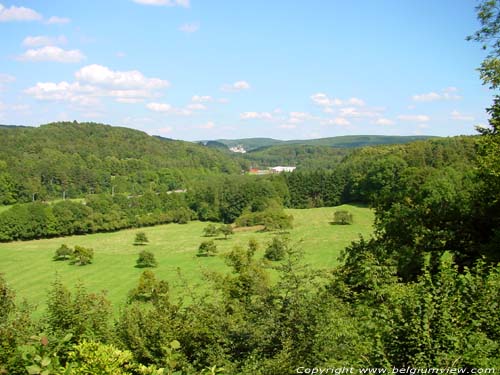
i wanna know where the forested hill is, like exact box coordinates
[210,135,436,151]
[0,122,243,204]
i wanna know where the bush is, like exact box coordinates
[197,240,217,257]
[332,210,353,225]
[53,244,73,261]
[218,224,234,239]
[264,236,288,261]
[203,223,219,237]
[134,232,149,245]
[70,246,94,266]
[136,250,158,268]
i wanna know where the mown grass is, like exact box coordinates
[0,204,374,316]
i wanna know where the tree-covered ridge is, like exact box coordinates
[210,134,436,151]
[0,122,244,204]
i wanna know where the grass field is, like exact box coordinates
[0,204,374,315]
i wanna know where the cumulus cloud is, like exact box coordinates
[133,0,190,7]
[146,102,191,115]
[22,35,67,47]
[221,80,251,92]
[240,111,272,120]
[311,93,365,109]
[322,117,351,126]
[186,103,207,110]
[25,64,169,105]
[192,95,213,103]
[375,118,395,126]
[75,64,169,89]
[18,46,85,63]
[397,114,430,122]
[450,110,474,121]
[0,3,42,22]
[24,81,98,106]
[198,121,215,129]
[412,87,462,102]
[46,16,71,24]
[179,22,199,33]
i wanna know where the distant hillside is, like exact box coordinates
[0,122,243,204]
[210,135,437,151]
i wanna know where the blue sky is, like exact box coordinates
[0,0,494,140]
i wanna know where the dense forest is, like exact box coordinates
[1,1,500,373]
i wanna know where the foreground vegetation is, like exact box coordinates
[0,205,373,316]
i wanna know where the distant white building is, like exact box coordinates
[270,166,296,173]
[229,145,246,153]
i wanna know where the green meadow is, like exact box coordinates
[0,204,373,315]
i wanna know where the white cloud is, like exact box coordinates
[146,102,191,115]
[116,51,126,58]
[450,110,474,121]
[397,114,430,122]
[75,64,169,89]
[240,111,272,120]
[26,64,169,106]
[288,111,313,124]
[412,87,462,102]
[222,80,251,92]
[198,121,215,129]
[347,97,365,106]
[146,102,172,112]
[46,16,71,24]
[179,22,199,33]
[133,0,190,7]
[375,118,395,126]
[24,81,98,106]
[0,73,15,91]
[339,106,381,118]
[22,35,67,47]
[192,95,213,103]
[0,3,42,22]
[157,126,173,134]
[18,46,85,63]
[186,103,207,110]
[279,124,297,129]
[322,117,350,126]
[311,92,342,107]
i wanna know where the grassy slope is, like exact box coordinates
[0,205,373,315]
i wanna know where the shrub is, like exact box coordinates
[197,240,217,257]
[218,224,234,239]
[136,250,158,268]
[264,236,288,261]
[203,223,219,237]
[53,244,73,261]
[134,232,149,245]
[70,246,94,266]
[332,210,353,225]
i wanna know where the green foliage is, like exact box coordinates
[202,223,219,237]
[332,210,353,225]
[65,340,135,375]
[70,246,94,266]
[53,244,73,261]
[263,236,288,261]
[197,240,217,257]
[235,206,293,232]
[127,271,170,305]
[18,334,72,375]
[218,224,233,239]
[46,278,112,343]
[136,250,158,268]
[135,232,149,245]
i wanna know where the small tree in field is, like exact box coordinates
[264,236,288,261]
[134,232,149,245]
[197,240,217,257]
[136,250,158,268]
[70,246,94,266]
[53,244,73,261]
[203,223,219,237]
[332,210,353,225]
[219,224,234,239]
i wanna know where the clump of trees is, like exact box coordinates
[136,250,158,268]
[332,210,353,225]
[53,245,94,266]
[197,240,217,257]
[134,232,149,245]
[263,236,288,261]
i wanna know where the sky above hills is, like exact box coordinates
[0,0,495,140]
